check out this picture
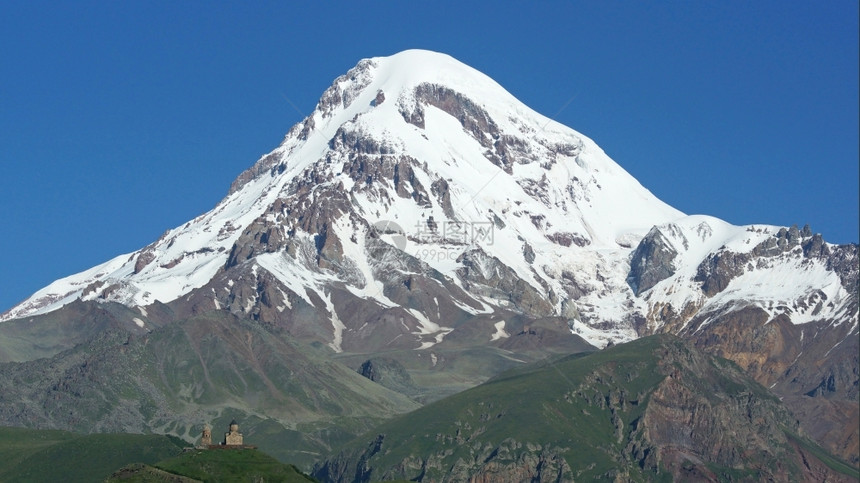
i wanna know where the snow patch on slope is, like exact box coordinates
[490,320,510,341]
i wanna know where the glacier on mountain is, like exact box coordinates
[2,49,855,353]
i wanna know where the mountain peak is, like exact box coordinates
[363,49,511,100]
[2,51,853,356]
[3,51,684,324]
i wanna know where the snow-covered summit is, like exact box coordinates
[1,50,855,355]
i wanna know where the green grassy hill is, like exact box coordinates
[0,426,316,482]
[116,448,316,482]
[0,427,185,482]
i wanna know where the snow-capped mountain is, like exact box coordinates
[1,49,856,462]
[3,50,855,346]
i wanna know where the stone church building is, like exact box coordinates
[199,424,212,447]
[199,420,251,449]
[224,419,243,445]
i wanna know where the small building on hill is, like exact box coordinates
[224,420,243,446]
[199,420,255,449]
[199,424,212,448]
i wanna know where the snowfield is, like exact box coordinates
[2,49,854,351]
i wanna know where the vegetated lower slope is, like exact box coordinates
[0,308,418,468]
[108,448,315,483]
[314,335,859,483]
[0,426,185,482]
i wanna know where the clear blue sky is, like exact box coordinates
[1,1,857,312]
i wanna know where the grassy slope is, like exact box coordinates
[788,432,860,478]
[149,449,315,482]
[106,463,203,482]
[0,427,186,482]
[362,338,665,479]
[0,426,79,477]
[319,335,858,481]
[0,426,317,482]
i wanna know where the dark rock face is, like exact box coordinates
[225,219,286,269]
[392,160,431,206]
[315,433,576,482]
[408,84,499,143]
[133,249,156,274]
[627,226,679,296]
[694,250,751,297]
[329,129,432,209]
[228,151,283,196]
[380,443,573,483]
[400,83,535,173]
[225,150,361,272]
[643,374,788,469]
[357,358,416,396]
[522,241,535,264]
[430,178,455,219]
[545,232,590,248]
[329,127,395,155]
[456,248,554,317]
[133,230,175,274]
[314,434,385,483]
[823,242,860,292]
[317,59,376,118]
[621,338,804,479]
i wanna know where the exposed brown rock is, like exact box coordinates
[374,89,385,106]
[400,83,536,173]
[545,231,590,248]
[430,178,455,219]
[678,306,860,465]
